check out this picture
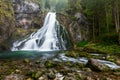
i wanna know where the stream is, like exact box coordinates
[0,51,120,70]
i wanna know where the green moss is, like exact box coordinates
[71,16,77,21]
[26,71,36,79]
[0,0,15,47]
[75,73,85,80]
[11,28,38,40]
[34,71,43,79]
[65,51,79,58]
[84,43,120,55]
[65,50,92,58]
[0,0,15,24]
[45,61,56,68]
[106,56,117,62]
[72,63,85,69]
[77,41,88,47]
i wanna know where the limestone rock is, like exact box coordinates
[57,12,88,42]
[10,0,41,29]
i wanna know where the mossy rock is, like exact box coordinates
[83,43,120,55]
[65,51,79,58]
[0,0,15,50]
[45,61,57,68]
[11,28,38,40]
[86,58,110,72]
[0,42,10,50]
[82,68,92,72]
[72,62,85,69]
[105,55,117,62]
[65,50,91,58]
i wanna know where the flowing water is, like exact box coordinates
[12,12,72,51]
[53,54,120,69]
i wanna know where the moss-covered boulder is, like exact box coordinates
[0,0,15,50]
[86,59,110,72]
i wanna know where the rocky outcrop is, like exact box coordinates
[57,12,88,43]
[0,0,15,50]
[10,0,41,29]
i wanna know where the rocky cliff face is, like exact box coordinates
[10,0,41,29]
[57,12,88,43]
[0,0,15,50]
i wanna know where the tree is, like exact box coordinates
[67,0,82,14]
[112,0,120,44]
[81,0,120,44]
[45,0,50,10]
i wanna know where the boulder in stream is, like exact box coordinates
[86,59,110,72]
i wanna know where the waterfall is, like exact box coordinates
[12,12,72,51]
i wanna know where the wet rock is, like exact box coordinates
[82,68,92,72]
[38,75,48,80]
[35,59,42,64]
[106,55,117,62]
[38,77,44,80]
[54,73,64,80]
[24,59,30,63]
[105,77,113,80]
[86,59,110,72]
[45,61,57,68]
[113,72,120,76]
[35,71,43,79]
[116,59,120,65]
[26,78,33,80]
[26,70,44,79]
[15,69,21,73]
[4,74,24,80]
[64,76,75,80]
[72,62,85,69]
[113,68,120,72]
[64,72,86,80]
[75,73,86,80]
[59,69,69,75]
[85,76,94,80]
[26,71,36,78]
[47,73,56,79]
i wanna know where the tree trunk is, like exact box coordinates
[93,16,95,42]
[118,29,120,45]
[113,0,120,44]
[105,6,109,33]
[117,2,120,44]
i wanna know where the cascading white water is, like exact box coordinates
[12,12,72,51]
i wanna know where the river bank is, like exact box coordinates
[0,50,120,80]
